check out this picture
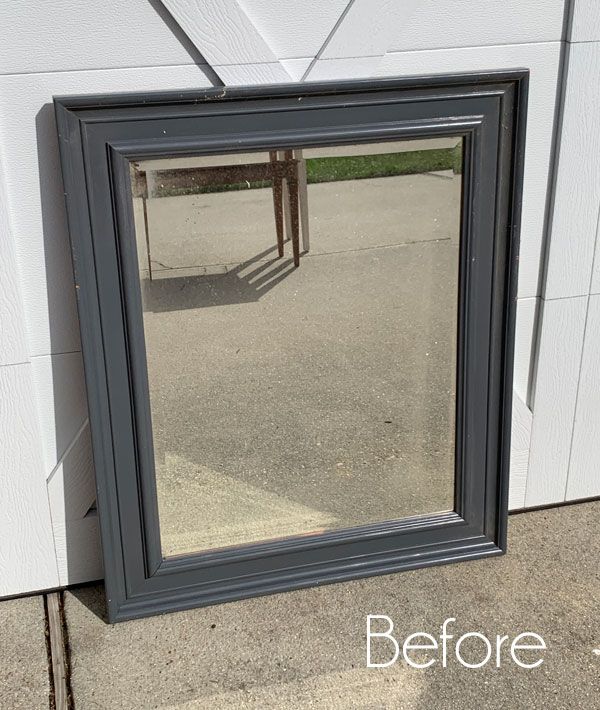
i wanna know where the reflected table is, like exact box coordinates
[132,150,304,276]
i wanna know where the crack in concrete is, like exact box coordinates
[42,595,56,710]
[44,591,74,709]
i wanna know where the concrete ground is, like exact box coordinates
[134,170,462,555]
[0,596,49,709]
[2,502,599,708]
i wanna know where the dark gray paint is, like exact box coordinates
[54,72,528,622]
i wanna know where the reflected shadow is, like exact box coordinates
[142,244,298,312]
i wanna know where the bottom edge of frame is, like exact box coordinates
[110,538,503,623]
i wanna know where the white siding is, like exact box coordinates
[0,365,59,595]
[509,394,533,510]
[543,43,600,300]
[46,426,102,585]
[31,353,87,479]
[570,0,600,43]
[161,0,291,82]
[526,297,588,506]
[567,295,600,499]
[239,0,350,60]
[0,155,59,595]
[525,16,600,507]
[0,154,29,368]
[384,0,565,53]
[591,216,600,295]
[0,0,201,75]
[238,0,565,60]
[52,513,103,587]
[513,298,538,403]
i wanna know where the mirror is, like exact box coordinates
[129,137,463,557]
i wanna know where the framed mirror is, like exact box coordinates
[55,72,527,622]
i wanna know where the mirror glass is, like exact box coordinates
[129,137,463,557]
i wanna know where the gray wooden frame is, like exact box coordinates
[54,71,528,623]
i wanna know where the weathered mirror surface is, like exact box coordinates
[129,137,463,557]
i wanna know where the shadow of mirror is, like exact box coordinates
[35,104,104,605]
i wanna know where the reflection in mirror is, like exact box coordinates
[129,137,463,557]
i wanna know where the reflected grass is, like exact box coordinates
[154,145,463,198]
